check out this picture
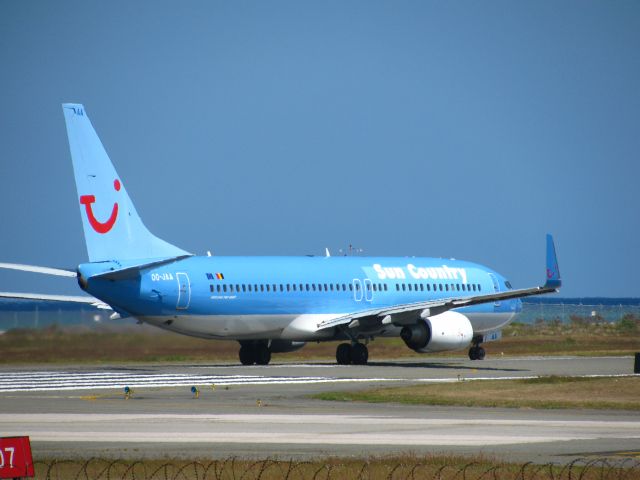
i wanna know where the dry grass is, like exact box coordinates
[0,317,638,364]
[314,376,640,410]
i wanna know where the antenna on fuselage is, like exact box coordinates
[338,244,364,256]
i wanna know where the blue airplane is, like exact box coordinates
[0,104,561,365]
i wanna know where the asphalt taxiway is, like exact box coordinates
[1,356,638,464]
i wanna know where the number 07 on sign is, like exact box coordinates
[0,437,34,479]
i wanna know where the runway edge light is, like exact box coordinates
[124,386,134,400]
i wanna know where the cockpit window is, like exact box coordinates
[505,280,513,289]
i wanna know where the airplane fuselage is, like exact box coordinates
[79,255,521,342]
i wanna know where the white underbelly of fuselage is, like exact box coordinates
[138,310,516,342]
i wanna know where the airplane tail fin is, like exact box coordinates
[62,104,190,262]
[544,234,561,289]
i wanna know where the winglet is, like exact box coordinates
[544,234,561,289]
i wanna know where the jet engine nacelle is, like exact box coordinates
[400,311,473,353]
[269,339,306,353]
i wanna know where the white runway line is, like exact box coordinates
[0,370,406,392]
[0,369,636,393]
[2,413,639,447]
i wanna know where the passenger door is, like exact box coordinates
[176,272,191,310]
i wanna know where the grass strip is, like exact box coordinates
[0,318,638,364]
[312,376,640,410]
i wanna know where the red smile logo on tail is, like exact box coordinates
[80,179,120,234]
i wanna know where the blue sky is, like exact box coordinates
[0,1,638,297]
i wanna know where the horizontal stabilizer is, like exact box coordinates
[0,291,111,309]
[0,262,76,277]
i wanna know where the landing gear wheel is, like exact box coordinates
[239,345,256,365]
[336,343,351,365]
[468,345,486,361]
[255,344,272,365]
[351,343,369,365]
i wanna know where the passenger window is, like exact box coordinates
[217,285,221,293]
[402,284,406,291]
[210,285,214,292]
[236,284,240,292]
[384,284,388,291]
[349,284,353,291]
[342,284,347,291]
[223,285,227,293]
[248,284,252,292]
[373,284,377,292]
[242,285,246,292]
[286,284,290,291]
[438,284,443,291]
[306,284,310,291]
[260,285,264,292]
[478,284,482,291]
[396,284,400,291]
[280,284,283,292]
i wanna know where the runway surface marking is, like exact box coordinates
[0,371,404,392]
[0,370,636,392]
[2,413,639,447]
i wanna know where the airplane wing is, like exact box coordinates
[0,291,112,310]
[316,234,561,332]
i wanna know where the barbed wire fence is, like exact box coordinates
[31,457,640,480]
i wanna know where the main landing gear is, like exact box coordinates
[336,342,368,365]
[468,338,486,361]
[238,342,272,365]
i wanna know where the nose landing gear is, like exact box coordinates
[336,342,369,365]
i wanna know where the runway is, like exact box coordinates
[1,356,638,464]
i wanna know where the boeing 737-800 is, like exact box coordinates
[0,104,561,365]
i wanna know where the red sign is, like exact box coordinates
[0,437,34,479]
